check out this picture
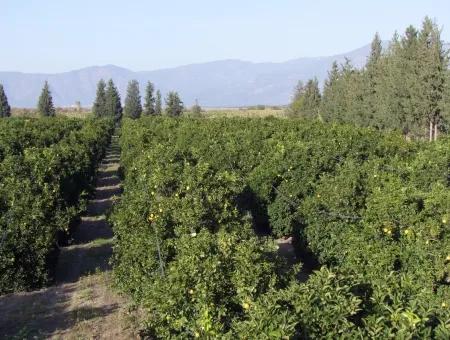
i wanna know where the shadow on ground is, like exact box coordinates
[0,286,120,339]
[55,143,121,285]
[0,136,131,339]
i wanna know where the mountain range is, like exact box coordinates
[1,42,448,108]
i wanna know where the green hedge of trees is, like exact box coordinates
[0,117,114,293]
[112,117,450,338]
[290,17,450,141]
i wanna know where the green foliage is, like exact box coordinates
[0,84,11,118]
[288,78,321,118]
[231,268,363,338]
[191,99,202,117]
[155,90,162,115]
[141,230,291,338]
[123,80,142,119]
[92,79,107,117]
[164,91,184,116]
[37,81,55,117]
[113,117,450,338]
[143,81,155,115]
[321,17,450,139]
[105,79,122,122]
[0,117,114,293]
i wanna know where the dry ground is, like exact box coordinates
[0,135,142,339]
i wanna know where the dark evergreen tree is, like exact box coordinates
[143,81,156,115]
[124,80,142,119]
[105,79,122,122]
[37,81,56,117]
[368,32,383,67]
[320,17,449,139]
[442,70,450,133]
[321,61,340,122]
[319,59,365,125]
[155,90,162,115]
[337,59,365,124]
[417,17,448,140]
[361,33,384,126]
[0,84,11,118]
[375,31,409,131]
[92,79,107,117]
[165,91,184,117]
[289,78,321,118]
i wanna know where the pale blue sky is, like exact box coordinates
[1,0,449,73]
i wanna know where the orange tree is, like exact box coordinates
[112,117,450,338]
[0,117,113,293]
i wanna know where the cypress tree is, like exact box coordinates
[321,61,340,122]
[417,17,448,140]
[143,81,156,115]
[401,25,421,135]
[155,90,162,115]
[92,79,107,117]
[37,81,56,117]
[165,91,184,117]
[320,59,364,125]
[376,31,410,132]
[289,78,321,118]
[0,84,11,118]
[442,71,450,133]
[367,32,383,67]
[124,80,142,119]
[105,79,122,122]
[362,33,384,127]
[320,17,449,139]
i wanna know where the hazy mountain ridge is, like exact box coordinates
[1,42,448,108]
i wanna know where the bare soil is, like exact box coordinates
[0,135,141,339]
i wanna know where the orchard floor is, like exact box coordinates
[0,136,142,339]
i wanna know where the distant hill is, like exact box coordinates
[1,42,447,108]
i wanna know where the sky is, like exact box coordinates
[1,0,449,73]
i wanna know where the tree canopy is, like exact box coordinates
[37,81,56,117]
[124,80,142,119]
[165,91,184,117]
[0,84,11,118]
[301,17,450,140]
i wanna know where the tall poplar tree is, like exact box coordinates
[105,79,122,122]
[155,90,162,115]
[93,79,107,117]
[417,17,448,140]
[37,81,56,117]
[165,91,184,117]
[143,81,156,115]
[321,61,340,122]
[363,33,383,126]
[0,84,11,118]
[289,78,321,118]
[124,80,142,119]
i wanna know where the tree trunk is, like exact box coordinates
[434,121,438,141]
[429,120,433,142]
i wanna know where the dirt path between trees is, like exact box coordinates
[0,135,140,339]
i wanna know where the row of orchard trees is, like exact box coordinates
[0,81,56,117]
[92,79,184,120]
[0,84,11,117]
[0,78,185,120]
[290,17,450,140]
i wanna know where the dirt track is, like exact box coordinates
[0,135,140,339]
